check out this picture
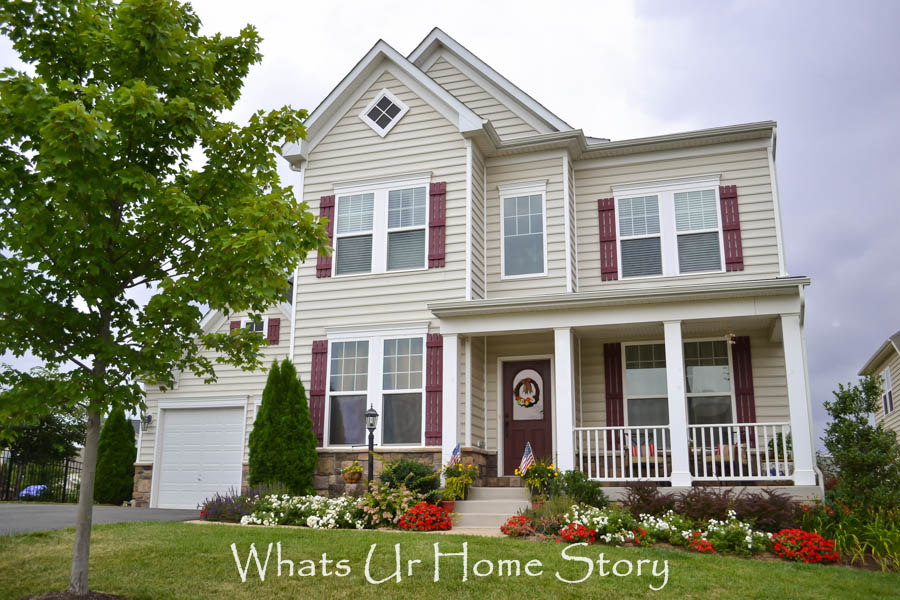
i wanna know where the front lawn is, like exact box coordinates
[1,522,898,599]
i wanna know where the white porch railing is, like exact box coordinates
[574,422,793,483]
[575,426,671,482]
[688,422,793,481]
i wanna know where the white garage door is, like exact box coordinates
[156,407,244,509]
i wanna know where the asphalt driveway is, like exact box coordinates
[0,503,199,535]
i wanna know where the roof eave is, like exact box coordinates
[859,333,900,375]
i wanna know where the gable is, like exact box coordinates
[425,55,538,140]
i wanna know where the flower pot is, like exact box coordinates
[531,500,544,511]
[440,500,455,513]
[342,471,362,484]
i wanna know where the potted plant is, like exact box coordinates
[516,459,558,505]
[443,462,478,501]
[439,489,457,513]
[342,461,364,483]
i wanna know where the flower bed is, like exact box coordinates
[773,529,840,564]
[397,501,452,531]
[241,494,365,529]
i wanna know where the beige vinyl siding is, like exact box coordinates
[138,306,289,464]
[576,331,789,429]
[425,56,538,140]
[484,331,555,451]
[486,153,567,297]
[471,144,486,299]
[294,70,467,446]
[575,143,781,291]
[471,336,486,445]
[873,351,900,437]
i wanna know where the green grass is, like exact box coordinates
[1,523,898,599]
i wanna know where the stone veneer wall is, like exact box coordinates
[132,464,152,507]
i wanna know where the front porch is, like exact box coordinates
[432,278,819,494]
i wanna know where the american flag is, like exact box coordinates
[448,443,461,466]
[519,441,535,473]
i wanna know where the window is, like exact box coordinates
[242,317,267,336]
[331,175,430,276]
[618,195,662,278]
[328,341,369,445]
[359,89,409,137]
[675,190,722,273]
[882,368,894,415]
[624,344,669,427]
[325,328,427,447]
[501,182,546,277]
[613,176,724,279]
[382,337,424,444]
[684,340,733,425]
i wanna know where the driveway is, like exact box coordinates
[0,503,199,535]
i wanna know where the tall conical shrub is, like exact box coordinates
[248,359,317,495]
[93,407,136,505]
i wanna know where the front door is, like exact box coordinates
[503,359,553,475]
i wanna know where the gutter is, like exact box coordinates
[429,276,810,318]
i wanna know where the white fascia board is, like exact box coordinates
[283,39,482,165]
[408,28,573,133]
[859,334,900,376]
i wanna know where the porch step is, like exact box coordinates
[466,486,530,501]
[452,488,531,529]
[474,477,525,488]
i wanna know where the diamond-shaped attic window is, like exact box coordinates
[359,88,409,137]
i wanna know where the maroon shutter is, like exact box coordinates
[428,182,446,268]
[719,185,744,271]
[229,320,241,334]
[732,335,756,423]
[309,340,328,446]
[266,318,280,345]
[603,343,624,447]
[424,333,443,445]
[316,195,336,278]
[598,198,618,281]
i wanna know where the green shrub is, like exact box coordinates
[248,359,318,495]
[733,488,800,533]
[520,496,576,536]
[675,487,735,522]
[549,470,608,508]
[93,407,135,505]
[380,457,440,503]
[361,482,422,528]
[800,502,900,571]
[622,483,676,517]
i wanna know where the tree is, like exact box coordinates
[248,359,317,495]
[0,393,86,463]
[0,1,328,594]
[93,407,136,505]
[823,375,900,510]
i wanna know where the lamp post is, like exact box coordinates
[365,404,379,483]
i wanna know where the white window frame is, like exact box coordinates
[621,341,670,428]
[332,174,431,278]
[499,180,548,280]
[324,323,429,449]
[612,175,725,280]
[358,88,409,137]
[620,337,737,428]
[882,367,894,415]
[241,316,268,337]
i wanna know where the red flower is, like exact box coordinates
[397,502,453,532]
[500,515,533,537]
[772,529,839,565]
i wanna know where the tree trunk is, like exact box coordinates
[67,406,101,595]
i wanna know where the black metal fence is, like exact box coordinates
[0,449,83,503]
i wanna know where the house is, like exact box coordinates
[133,28,821,509]
[858,330,900,437]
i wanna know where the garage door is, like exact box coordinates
[156,407,244,509]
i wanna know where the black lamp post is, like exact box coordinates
[365,404,379,483]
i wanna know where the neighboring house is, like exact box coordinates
[859,330,900,437]
[134,28,820,508]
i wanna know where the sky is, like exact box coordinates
[3,0,899,447]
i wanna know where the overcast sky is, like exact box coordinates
[3,0,899,447]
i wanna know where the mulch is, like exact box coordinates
[21,592,127,600]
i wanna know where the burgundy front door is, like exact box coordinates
[503,359,553,475]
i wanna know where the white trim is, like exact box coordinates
[465,336,472,446]
[612,174,722,195]
[288,157,304,362]
[325,321,430,340]
[442,334,460,468]
[483,336,489,445]
[554,328,575,471]
[499,180,549,280]
[768,130,788,276]
[155,398,249,409]
[496,354,555,477]
[571,160,579,293]
[562,155,573,294]
[358,88,409,137]
[240,316,268,338]
[482,162,488,298]
[663,321,692,487]
[333,172,432,194]
[465,139,473,301]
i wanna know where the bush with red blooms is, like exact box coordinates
[632,528,649,545]
[772,529,839,564]
[397,501,452,531]
[558,523,596,544]
[501,515,533,537]
[686,532,715,553]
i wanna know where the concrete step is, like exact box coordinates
[453,499,531,515]
[466,486,530,501]
[453,512,519,529]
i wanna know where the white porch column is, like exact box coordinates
[663,321,692,487]
[781,313,817,486]
[554,327,576,472]
[442,334,459,469]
